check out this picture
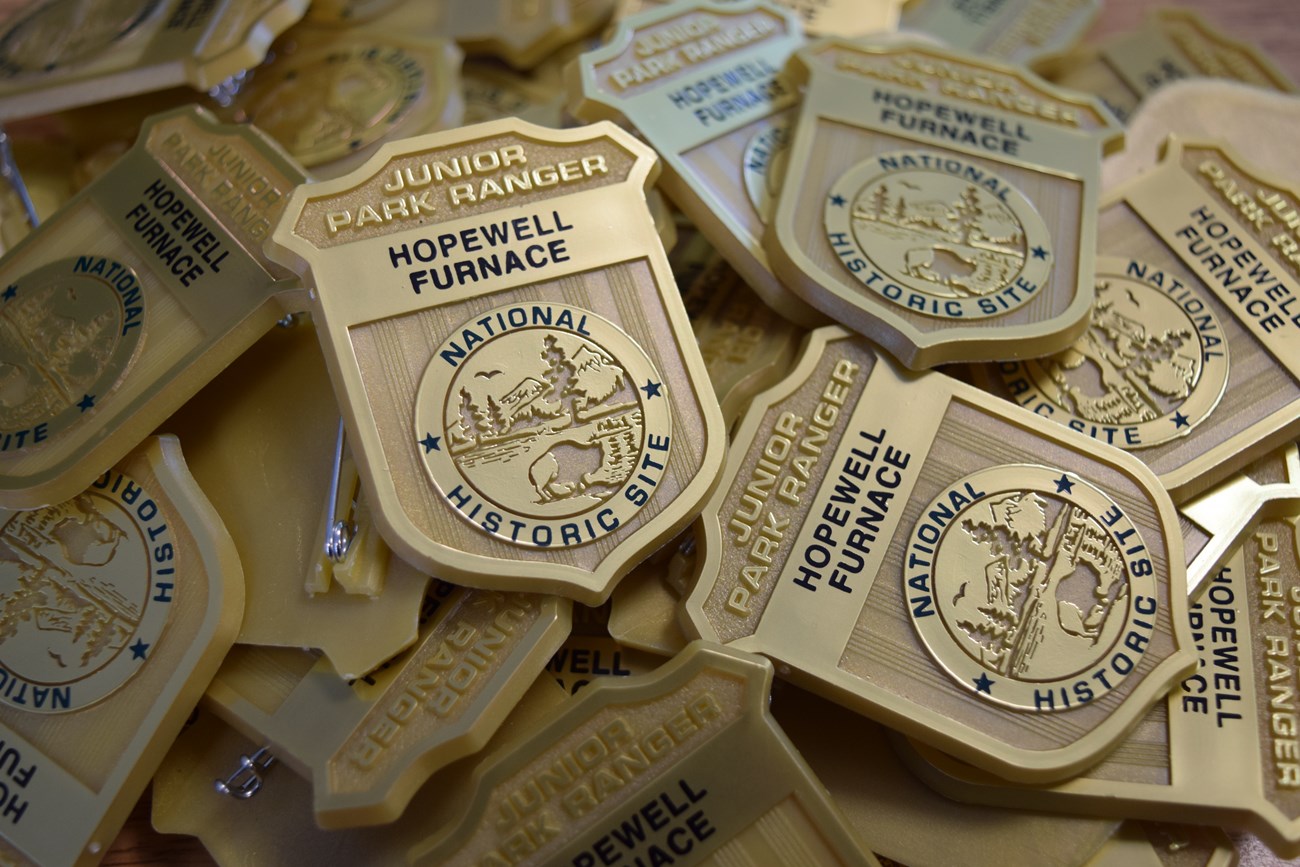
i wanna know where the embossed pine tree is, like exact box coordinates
[449,387,477,450]
[952,185,985,245]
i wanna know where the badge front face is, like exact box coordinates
[571,1,826,328]
[906,513,1300,858]
[0,435,242,866]
[765,40,1122,369]
[0,106,307,511]
[901,0,1101,70]
[0,0,310,119]
[267,119,724,604]
[685,326,1192,782]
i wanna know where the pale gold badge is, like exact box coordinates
[232,31,464,179]
[206,582,570,828]
[1084,822,1236,867]
[764,40,1123,369]
[901,0,1101,71]
[685,326,1193,781]
[267,119,724,604]
[0,106,307,512]
[0,0,308,120]
[1051,8,1295,126]
[1086,139,1300,500]
[432,0,615,70]
[570,1,827,328]
[771,0,904,37]
[164,320,430,679]
[0,435,242,865]
[407,641,879,866]
[907,513,1300,859]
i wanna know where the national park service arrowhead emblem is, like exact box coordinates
[764,40,1123,369]
[267,119,726,605]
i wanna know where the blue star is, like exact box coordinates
[419,433,441,453]
[130,639,149,660]
[641,379,663,399]
[1172,411,1190,429]
[76,394,94,412]
[973,673,994,694]
[1,285,15,301]
[1031,245,1048,260]
[829,194,846,207]
[1054,473,1074,494]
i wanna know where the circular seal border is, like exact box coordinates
[0,0,162,76]
[0,469,174,713]
[742,116,793,226]
[904,464,1159,712]
[1000,263,1229,448]
[414,302,673,550]
[0,255,146,452]
[824,149,1054,320]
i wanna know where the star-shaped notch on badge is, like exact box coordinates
[419,432,441,453]
[829,194,846,207]
[1054,473,1075,495]
[1,284,15,301]
[1172,410,1190,429]
[1031,245,1048,260]
[130,639,149,660]
[640,379,663,399]
[973,673,994,694]
[77,394,95,412]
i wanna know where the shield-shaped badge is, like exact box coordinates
[685,326,1194,782]
[570,0,826,327]
[0,0,309,120]
[267,119,726,604]
[0,106,308,510]
[901,0,1101,72]
[764,40,1124,369]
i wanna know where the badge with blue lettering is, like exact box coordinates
[0,434,242,866]
[988,139,1300,502]
[231,31,464,179]
[0,0,308,121]
[0,106,307,511]
[900,0,1101,71]
[206,582,571,828]
[905,510,1300,859]
[407,641,879,866]
[546,632,660,695]
[570,1,827,328]
[1050,8,1295,127]
[684,326,1193,781]
[764,40,1123,369]
[266,118,725,604]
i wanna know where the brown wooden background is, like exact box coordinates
[0,0,1288,864]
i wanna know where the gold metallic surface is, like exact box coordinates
[901,0,1101,71]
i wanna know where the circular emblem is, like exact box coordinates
[905,465,1158,711]
[0,471,174,712]
[742,117,793,225]
[0,256,145,448]
[0,0,160,76]
[415,303,672,549]
[1001,265,1229,447]
[240,43,427,167]
[824,150,1054,319]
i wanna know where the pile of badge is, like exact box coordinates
[0,0,1293,864]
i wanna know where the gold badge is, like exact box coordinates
[232,32,464,179]
[545,632,660,695]
[0,0,309,120]
[206,582,570,828]
[983,256,1229,449]
[1090,139,1300,500]
[461,61,566,128]
[771,0,904,37]
[571,1,827,327]
[165,321,431,679]
[434,0,615,70]
[407,642,879,866]
[0,435,242,864]
[685,326,1193,781]
[267,119,724,604]
[764,40,1122,368]
[901,0,1101,70]
[906,513,1300,858]
[1051,8,1295,126]
[0,106,307,511]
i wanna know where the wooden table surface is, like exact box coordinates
[1,0,1290,864]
